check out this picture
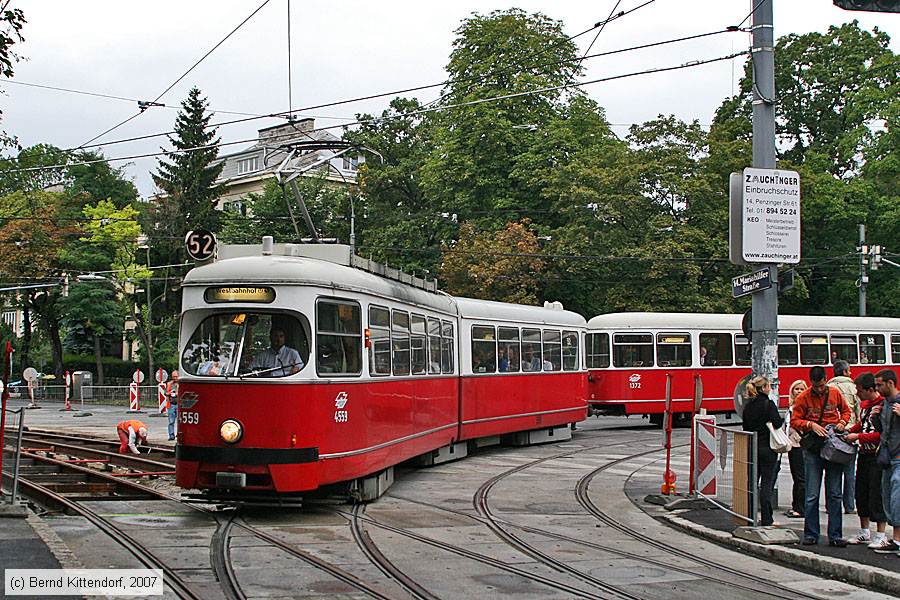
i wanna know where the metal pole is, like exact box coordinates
[859,224,867,317]
[11,408,24,503]
[751,0,779,402]
[145,246,154,380]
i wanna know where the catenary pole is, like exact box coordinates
[859,224,867,317]
[751,0,779,399]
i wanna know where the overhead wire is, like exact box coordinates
[75,0,274,149]
[3,49,750,174]
[66,19,737,154]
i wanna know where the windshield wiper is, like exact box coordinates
[237,362,304,378]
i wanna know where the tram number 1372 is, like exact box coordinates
[180,411,199,425]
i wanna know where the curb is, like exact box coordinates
[661,512,900,596]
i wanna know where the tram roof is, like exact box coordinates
[455,297,585,327]
[182,254,582,325]
[587,312,900,333]
[182,254,457,313]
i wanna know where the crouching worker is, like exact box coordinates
[117,419,148,455]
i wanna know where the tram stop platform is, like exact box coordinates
[626,459,900,597]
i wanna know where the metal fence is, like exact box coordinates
[1,406,25,504]
[693,416,758,526]
[13,384,164,408]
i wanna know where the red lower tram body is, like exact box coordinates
[176,373,586,495]
[587,364,894,419]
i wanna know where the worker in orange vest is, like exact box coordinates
[117,420,148,454]
[165,370,179,441]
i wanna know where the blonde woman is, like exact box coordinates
[784,380,808,518]
[741,375,784,526]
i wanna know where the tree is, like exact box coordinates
[61,282,121,384]
[150,86,223,248]
[440,220,546,304]
[421,9,584,227]
[81,200,153,375]
[0,190,78,376]
[0,4,25,149]
[345,97,448,274]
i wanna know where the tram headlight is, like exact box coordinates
[219,419,243,444]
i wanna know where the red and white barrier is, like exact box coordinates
[695,415,717,496]
[129,381,140,412]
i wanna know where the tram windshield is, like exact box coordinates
[182,312,310,378]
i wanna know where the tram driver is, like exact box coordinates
[250,327,304,376]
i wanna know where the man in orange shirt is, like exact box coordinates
[116,420,148,455]
[791,365,851,547]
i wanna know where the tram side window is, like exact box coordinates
[657,333,691,367]
[860,334,886,364]
[699,333,732,366]
[800,334,828,365]
[427,318,442,374]
[613,333,653,368]
[586,333,610,368]
[562,331,579,371]
[392,310,411,375]
[369,306,391,376]
[521,328,542,372]
[735,335,751,366]
[411,314,427,375]
[543,330,562,371]
[778,334,799,365]
[893,335,900,364]
[830,334,858,364]
[498,327,520,373]
[441,321,455,374]
[471,326,496,373]
[316,300,361,376]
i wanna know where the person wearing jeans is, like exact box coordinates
[792,366,851,546]
[873,369,900,553]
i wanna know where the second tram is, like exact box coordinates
[586,312,900,424]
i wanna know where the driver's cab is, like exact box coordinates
[181,311,311,379]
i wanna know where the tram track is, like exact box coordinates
[4,432,404,600]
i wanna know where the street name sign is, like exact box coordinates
[732,268,774,298]
[741,168,801,264]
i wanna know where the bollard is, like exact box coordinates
[158,382,167,414]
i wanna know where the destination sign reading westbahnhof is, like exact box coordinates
[741,168,801,264]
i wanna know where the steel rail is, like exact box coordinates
[19,435,176,473]
[20,427,176,459]
[575,449,829,600]
[473,446,645,600]
[7,473,203,599]
[350,504,442,600]
[210,512,247,600]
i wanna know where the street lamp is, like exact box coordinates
[136,237,154,379]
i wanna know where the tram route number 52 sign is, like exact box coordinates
[185,229,217,262]
[729,168,801,266]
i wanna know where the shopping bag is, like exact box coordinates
[820,427,857,465]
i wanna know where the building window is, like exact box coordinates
[237,156,259,174]
[342,155,359,171]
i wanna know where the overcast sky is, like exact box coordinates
[2,1,898,197]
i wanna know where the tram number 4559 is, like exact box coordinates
[180,411,199,425]
[334,410,348,423]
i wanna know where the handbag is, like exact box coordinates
[767,422,791,453]
[820,426,857,465]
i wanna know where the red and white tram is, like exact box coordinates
[586,312,900,424]
[175,241,586,501]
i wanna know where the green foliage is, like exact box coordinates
[149,85,224,290]
[219,177,354,245]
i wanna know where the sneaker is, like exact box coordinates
[872,538,900,553]
[868,535,887,549]
[848,530,872,544]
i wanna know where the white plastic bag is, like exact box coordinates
[767,422,791,453]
